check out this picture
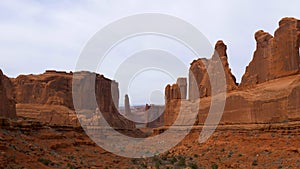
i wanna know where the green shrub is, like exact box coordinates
[211,163,218,169]
[37,158,52,166]
[67,163,75,169]
[176,156,186,167]
[252,159,258,166]
[170,156,177,164]
[188,162,198,169]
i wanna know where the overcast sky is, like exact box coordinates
[1,0,300,105]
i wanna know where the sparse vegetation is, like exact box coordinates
[228,151,234,158]
[66,163,75,169]
[252,159,258,166]
[38,158,52,166]
[176,156,186,167]
[211,163,218,169]
[170,156,177,164]
[188,162,198,169]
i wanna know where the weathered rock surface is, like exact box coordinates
[165,74,300,126]
[240,17,300,87]
[189,40,237,100]
[124,94,131,116]
[9,70,134,129]
[164,18,300,126]
[0,70,16,118]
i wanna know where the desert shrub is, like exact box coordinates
[228,151,234,158]
[252,159,258,166]
[37,158,52,166]
[170,156,177,164]
[176,156,186,167]
[66,163,75,169]
[188,162,198,169]
[211,163,218,169]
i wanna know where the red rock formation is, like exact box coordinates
[124,94,131,116]
[164,18,300,126]
[10,71,135,129]
[164,80,182,126]
[240,17,300,87]
[198,74,300,124]
[0,70,16,118]
[165,78,186,102]
[176,78,187,100]
[189,40,237,100]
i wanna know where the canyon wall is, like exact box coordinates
[0,70,16,118]
[164,17,300,126]
[8,70,134,129]
[240,17,300,87]
[189,40,238,99]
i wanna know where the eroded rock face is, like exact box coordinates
[176,78,187,100]
[164,17,300,126]
[240,17,300,87]
[11,71,135,129]
[124,94,131,116]
[189,40,237,100]
[0,70,16,118]
[166,74,300,126]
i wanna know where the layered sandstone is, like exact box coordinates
[189,40,237,99]
[10,70,134,129]
[0,70,16,118]
[201,74,300,124]
[164,78,185,126]
[240,17,300,87]
[164,17,300,126]
[165,73,300,126]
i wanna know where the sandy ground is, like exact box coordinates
[0,119,300,169]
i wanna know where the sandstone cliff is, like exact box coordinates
[9,70,134,129]
[189,40,238,99]
[240,17,300,87]
[164,17,300,126]
[0,70,16,118]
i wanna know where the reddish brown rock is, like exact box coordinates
[176,78,187,100]
[165,78,186,103]
[124,94,131,116]
[164,17,300,126]
[189,40,237,100]
[166,73,300,126]
[10,71,135,129]
[240,17,300,87]
[0,70,16,118]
